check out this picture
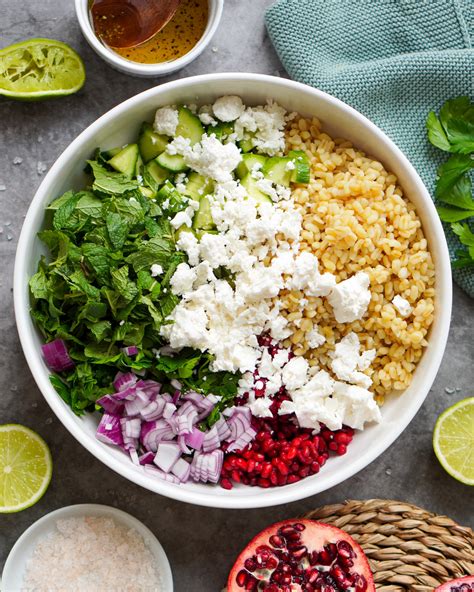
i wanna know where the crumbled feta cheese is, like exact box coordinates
[170,205,195,229]
[198,233,229,268]
[176,231,200,266]
[327,272,371,323]
[332,382,382,430]
[330,332,375,389]
[170,263,197,295]
[234,100,287,156]
[286,251,336,296]
[306,327,326,348]
[154,106,179,136]
[169,134,242,182]
[392,295,413,317]
[285,160,296,170]
[150,264,163,277]
[281,356,309,391]
[247,395,273,418]
[212,96,245,122]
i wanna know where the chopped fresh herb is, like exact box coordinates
[427,97,474,268]
[31,151,240,416]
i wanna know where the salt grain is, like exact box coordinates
[22,516,163,592]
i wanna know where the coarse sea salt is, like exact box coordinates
[22,516,163,592]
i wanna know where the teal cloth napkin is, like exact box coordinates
[265,0,474,297]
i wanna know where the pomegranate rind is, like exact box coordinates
[227,518,375,592]
[435,575,474,591]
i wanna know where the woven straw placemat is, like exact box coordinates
[304,499,473,591]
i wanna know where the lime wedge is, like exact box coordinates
[433,397,474,485]
[0,424,53,513]
[0,38,85,100]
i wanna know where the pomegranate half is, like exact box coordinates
[435,576,474,591]
[228,518,375,592]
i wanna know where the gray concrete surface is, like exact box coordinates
[1,1,473,590]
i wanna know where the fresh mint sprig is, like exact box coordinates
[427,96,474,268]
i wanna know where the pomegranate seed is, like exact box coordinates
[269,534,285,548]
[261,463,272,479]
[244,558,257,571]
[337,444,347,455]
[290,545,308,560]
[337,540,355,558]
[328,441,338,451]
[244,575,258,591]
[236,569,247,587]
[287,474,300,484]
[220,478,233,490]
[354,574,368,591]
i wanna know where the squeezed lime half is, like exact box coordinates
[433,397,474,486]
[0,38,85,100]
[0,424,53,512]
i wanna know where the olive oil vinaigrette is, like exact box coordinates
[90,0,209,64]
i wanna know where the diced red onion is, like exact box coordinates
[113,372,137,392]
[172,389,181,404]
[154,442,181,472]
[214,417,231,441]
[96,394,123,415]
[171,458,191,482]
[129,448,140,466]
[124,389,150,416]
[139,451,155,465]
[144,464,181,484]
[184,427,204,451]
[141,419,175,452]
[140,397,166,421]
[96,414,123,448]
[120,417,141,439]
[121,345,138,356]
[178,435,191,454]
[226,428,257,453]
[136,380,161,397]
[202,425,220,453]
[41,339,75,373]
[163,402,177,419]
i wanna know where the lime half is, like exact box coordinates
[0,38,85,100]
[0,424,53,512]
[433,397,474,485]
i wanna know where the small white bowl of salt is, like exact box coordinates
[2,504,173,591]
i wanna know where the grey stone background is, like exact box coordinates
[0,1,473,590]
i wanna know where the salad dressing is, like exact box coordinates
[91,0,208,64]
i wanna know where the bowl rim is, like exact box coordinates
[1,503,173,590]
[14,73,452,509]
[74,0,224,76]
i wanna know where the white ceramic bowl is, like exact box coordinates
[75,0,223,77]
[1,504,173,591]
[14,73,452,509]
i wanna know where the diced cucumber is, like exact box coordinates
[138,122,169,163]
[240,174,272,205]
[157,181,187,213]
[174,225,194,240]
[139,186,156,199]
[238,137,256,153]
[176,107,204,145]
[288,150,311,184]
[143,159,171,190]
[210,122,234,141]
[192,196,215,230]
[262,156,293,187]
[108,143,139,178]
[135,153,144,179]
[183,172,214,201]
[156,180,177,201]
[156,151,188,172]
[236,154,267,180]
[102,146,122,159]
